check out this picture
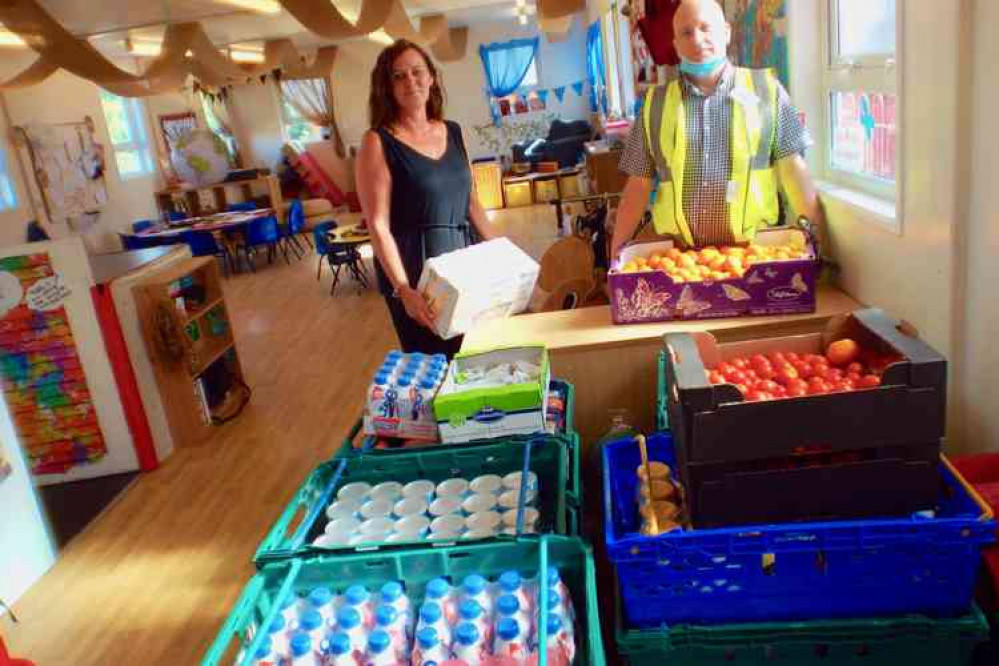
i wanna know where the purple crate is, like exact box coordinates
[608,229,818,325]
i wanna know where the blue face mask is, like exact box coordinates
[680,56,726,78]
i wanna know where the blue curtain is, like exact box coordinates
[479,38,540,98]
[586,21,607,114]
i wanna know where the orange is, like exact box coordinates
[710,271,729,281]
[826,339,861,367]
[679,254,697,269]
[725,256,744,273]
[666,248,682,261]
[661,258,677,271]
[648,255,662,269]
[622,261,638,273]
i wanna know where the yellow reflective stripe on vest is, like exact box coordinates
[646,67,781,245]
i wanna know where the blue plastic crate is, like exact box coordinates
[603,432,996,628]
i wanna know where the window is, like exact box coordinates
[98,92,154,179]
[278,85,323,144]
[0,145,16,211]
[520,58,539,88]
[822,0,898,200]
[201,99,237,160]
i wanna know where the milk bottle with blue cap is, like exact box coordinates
[324,632,356,666]
[457,599,490,646]
[297,609,325,648]
[378,581,412,634]
[541,614,575,663]
[492,616,530,663]
[460,574,494,617]
[451,622,485,665]
[336,606,368,652]
[412,626,451,666]
[306,587,335,623]
[262,613,290,659]
[373,604,408,658]
[365,628,399,666]
[415,601,451,645]
[498,571,532,615]
[246,634,276,665]
[343,584,374,627]
[495,593,531,640]
[288,632,318,666]
[424,578,457,624]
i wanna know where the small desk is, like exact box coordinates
[325,224,372,290]
[89,247,177,285]
[327,223,370,245]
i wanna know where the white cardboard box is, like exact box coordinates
[417,238,540,340]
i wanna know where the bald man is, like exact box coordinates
[611,0,822,255]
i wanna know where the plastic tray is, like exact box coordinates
[205,536,605,666]
[255,436,578,565]
[616,596,990,666]
[603,432,996,627]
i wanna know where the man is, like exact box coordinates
[611,0,823,256]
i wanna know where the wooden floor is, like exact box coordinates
[3,205,563,665]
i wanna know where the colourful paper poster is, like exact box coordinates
[729,0,790,90]
[0,253,107,475]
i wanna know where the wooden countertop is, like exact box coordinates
[463,284,862,352]
[88,246,186,285]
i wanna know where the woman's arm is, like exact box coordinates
[356,129,434,328]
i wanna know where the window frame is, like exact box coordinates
[0,144,17,212]
[276,81,324,144]
[819,0,902,208]
[98,92,155,180]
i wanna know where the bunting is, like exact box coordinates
[553,85,567,102]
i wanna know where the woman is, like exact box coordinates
[356,39,497,358]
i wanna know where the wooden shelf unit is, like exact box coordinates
[155,174,282,218]
[134,256,246,446]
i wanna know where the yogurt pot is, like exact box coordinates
[370,481,405,502]
[501,507,539,532]
[469,474,503,495]
[498,488,538,511]
[350,531,388,546]
[325,497,362,521]
[394,514,431,539]
[325,516,362,539]
[402,479,437,501]
[430,514,466,536]
[429,496,463,517]
[502,471,538,493]
[465,510,502,533]
[359,516,396,536]
[394,496,429,518]
[337,482,372,502]
[462,493,498,515]
[436,478,470,498]
[360,498,396,520]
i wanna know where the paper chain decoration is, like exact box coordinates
[0,0,586,96]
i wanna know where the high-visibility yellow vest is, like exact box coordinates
[642,67,780,245]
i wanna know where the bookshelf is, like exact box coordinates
[134,256,247,446]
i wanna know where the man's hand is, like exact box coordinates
[610,176,655,260]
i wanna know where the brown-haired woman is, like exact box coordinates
[356,39,498,358]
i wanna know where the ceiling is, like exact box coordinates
[28,0,524,55]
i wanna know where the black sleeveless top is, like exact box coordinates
[374,120,475,296]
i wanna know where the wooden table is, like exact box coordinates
[462,284,863,449]
[327,223,370,245]
[136,208,274,240]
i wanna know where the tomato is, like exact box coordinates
[841,376,858,390]
[808,380,830,395]
[846,372,862,384]
[787,378,810,393]
[771,385,789,399]
[823,368,844,382]
[826,338,861,367]
[831,381,852,393]
[810,361,830,377]
[858,375,882,389]
[755,379,781,394]
[769,352,787,365]
[755,365,776,381]
[784,352,801,363]
[725,369,748,385]
[735,383,750,395]
[787,385,809,398]
[708,370,725,384]
[775,366,799,385]
[846,362,865,376]
[730,357,750,370]
[716,362,735,377]
[793,360,813,378]
[750,354,769,368]
[746,390,771,402]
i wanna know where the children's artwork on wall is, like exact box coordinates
[727,0,790,90]
[514,95,530,115]
[498,98,512,117]
[0,254,107,476]
[528,91,547,112]
[13,119,108,234]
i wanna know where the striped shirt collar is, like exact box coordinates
[680,60,736,99]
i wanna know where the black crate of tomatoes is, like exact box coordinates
[662,308,947,528]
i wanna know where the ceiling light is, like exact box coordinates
[215,0,282,15]
[127,38,162,57]
[518,14,528,25]
[0,30,27,48]
[229,49,265,63]
[367,29,395,46]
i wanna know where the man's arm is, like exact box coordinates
[610,176,655,259]
[776,154,825,228]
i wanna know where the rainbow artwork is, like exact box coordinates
[0,253,107,475]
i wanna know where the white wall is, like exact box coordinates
[0,55,198,251]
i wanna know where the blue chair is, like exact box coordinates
[278,199,307,260]
[227,201,259,213]
[168,211,188,222]
[313,220,336,281]
[180,230,232,275]
[119,232,166,250]
[314,221,369,295]
[132,219,154,233]
[237,215,280,271]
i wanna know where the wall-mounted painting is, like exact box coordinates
[727,0,790,90]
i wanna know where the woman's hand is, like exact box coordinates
[399,285,436,330]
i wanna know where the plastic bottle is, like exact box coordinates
[365,628,398,666]
[374,604,408,659]
[495,594,531,640]
[452,622,485,665]
[306,588,335,624]
[298,609,326,648]
[262,613,290,659]
[248,635,276,666]
[457,599,490,645]
[460,574,494,617]
[498,571,533,617]
[492,616,530,663]
[344,584,374,627]
[288,632,317,666]
[424,578,456,623]
[324,631,356,666]
[336,605,368,652]
[544,567,572,617]
[542,614,575,664]
[415,601,451,646]
[412,626,451,666]
[379,581,412,633]
[280,591,300,625]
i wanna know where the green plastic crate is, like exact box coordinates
[206,536,605,666]
[254,436,579,565]
[616,598,991,666]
